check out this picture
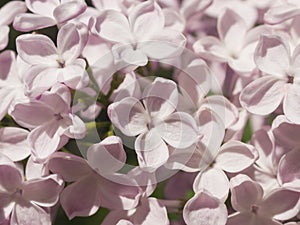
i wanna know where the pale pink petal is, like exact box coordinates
[0,88,17,120]
[25,0,59,16]
[13,13,56,32]
[64,114,86,139]
[254,35,290,78]
[114,45,148,67]
[60,175,101,219]
[133,198,169,225]
[193,36,228,62]
[47,152,92,182]
[227,213,282,225]
[25,156,47,180]
[101,210,128,225]
[278,149,300,191]
[110,72,142,101]
[215,141,258,173]
[230,174,263,212]
[53,1,87,24]
[29,122,62,161]
[200,95,238,128]
[228,42,257,74]
[193,168,230,201]
[0,1,27,25]
[272,115,300,149]
[0,159,23,192]
[97,174,141,210]
[57,59,87,89]
[0,127,30,161]
[165,144,204,172]
[57,22,88,62]
[129,1,164,40]
[38,92,69,114]
[16,34,57,65]
[135,130,169,170]
[49,83,71,106]
[87,136,126,174]
[217,8,247,54]
[177,59,211,107]
[183,190,227,225]
[251,128,274,172]
[156,112,198,149]
[22,174,63,207]
[0,26,9,51]
[24,66,60,97]
[91,10,132,43]
[163,8,185,32]
[10,101,54,129]
[239,76,285,115]
[283,84,300,124]
[91,0,122,11]
[139,29,186,60]
[108,97,148,136]
[261,189,300,220]
[11,199,51,225]
[197,109,225,160]
[143,77,178,119]
[0,50,15,80]
[180,0,213,19]
[0,194,14,224]
[264,5,300,24]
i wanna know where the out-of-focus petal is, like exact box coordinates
[129,1,164,40]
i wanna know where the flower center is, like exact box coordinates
[251,205,259,214]
[54,113,63,121]
[56,58,65,68]
[287,75,294,84]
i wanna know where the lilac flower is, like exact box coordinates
[227,174,300,225]
[108,77,198,170]
[240,34,300,124]
[0,153,63,225]
[0,1,26,50]
[16,22,89,97]
[10,84,86,161]
[13,0,87,32]
[90,1,186,67]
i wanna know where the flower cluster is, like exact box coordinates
[0,0,300,225]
